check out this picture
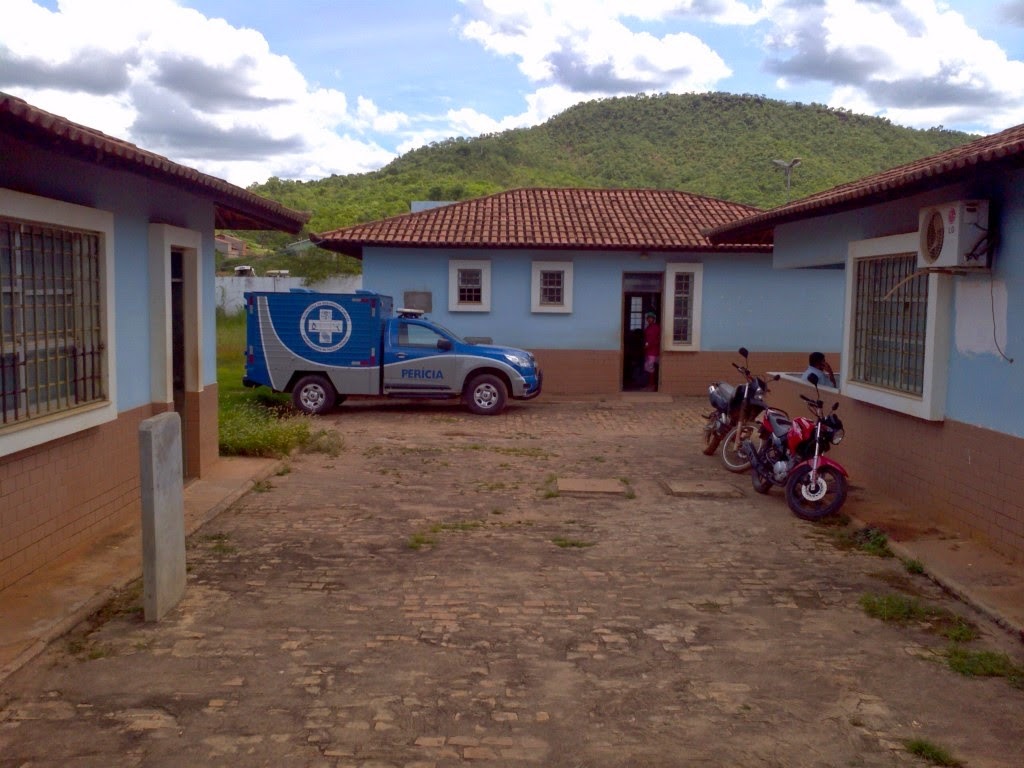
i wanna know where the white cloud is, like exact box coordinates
[0,0,399,185]
[762,0,1024,133]
[458,0,734,94]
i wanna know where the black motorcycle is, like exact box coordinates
[702,348,782,472]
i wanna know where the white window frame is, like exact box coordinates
[0,188,117,458]
[842,233,951,421]
[663,263,703,351]
[531,260,573,313]
[448,259,491,312]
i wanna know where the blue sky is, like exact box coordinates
[4,1,1024,186]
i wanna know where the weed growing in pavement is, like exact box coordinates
[252,479,272,493]
[945,646,1024,688]
[904,738,963,766]
[859,592,937,623]
[854,527,894,557]
[860,591,1024,687]
[903,558,925,574]
[552,537,596,549]
[431,520,484,533]
[408,520,484,550]
[201,532,237,555]
[542,474,560,499]
[407,532,436,550]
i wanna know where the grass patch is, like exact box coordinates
[903,558,925,574]
[217,310,340,458]
[431,520,484,533]
[859,592,934,623]
[904,738,963,766]
[542,473,560,499]
[552,537,596,549]
[407,532,437,550]
[851,527,894,557]
[200,532,237,555]
[945,646,1024,686]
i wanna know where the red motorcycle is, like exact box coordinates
[741,373,848,520]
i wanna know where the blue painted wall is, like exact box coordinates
[362,246,845,353]
[1,137,220,412]
[772,170,1024,436]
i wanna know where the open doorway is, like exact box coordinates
[621,272,662,391]
[171,249,188,475]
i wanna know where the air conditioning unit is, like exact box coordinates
[917,200,990,269]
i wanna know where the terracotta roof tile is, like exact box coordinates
[707,123,1024,243]
[1,92,309,233]
[311,188,769,259]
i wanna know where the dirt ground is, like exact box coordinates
[1,397,1023,767]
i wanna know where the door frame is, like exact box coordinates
[149,224,202,478]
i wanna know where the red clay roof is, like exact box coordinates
[1,92,309,233]
[311,187,769,259]
[707,123,1024,243]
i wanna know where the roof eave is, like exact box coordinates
[1,93,310,233]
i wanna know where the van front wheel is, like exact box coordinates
[465,374,508,415]
[292,375,336,415]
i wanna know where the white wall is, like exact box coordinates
[216,274,363,313]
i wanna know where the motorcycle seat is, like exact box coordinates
[767,410,791,438]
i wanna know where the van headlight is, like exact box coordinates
[504,352,530,367]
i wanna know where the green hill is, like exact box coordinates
[236,92,973,264]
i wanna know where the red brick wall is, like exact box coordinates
[0,387,220,590]
[0,405,151,590]
[769,377,1024,563]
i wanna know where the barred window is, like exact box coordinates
[850,252,927,396]
[1,218,105,426]
[663,264,704,348]
[672,271,694,344]
[458,268,482,304]
[539,270,563,305]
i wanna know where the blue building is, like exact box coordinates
[312,187,845,396]
[710,125,1024,562]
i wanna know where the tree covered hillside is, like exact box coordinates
[239,92,973,257]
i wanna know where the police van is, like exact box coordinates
[243,290,542,415]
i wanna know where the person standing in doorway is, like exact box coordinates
[643,311,661,391]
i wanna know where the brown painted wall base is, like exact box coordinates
[531,349,814,397]
[0,388,220,591]
[768,377,1024,563]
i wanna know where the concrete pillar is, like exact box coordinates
[138,412,186,621]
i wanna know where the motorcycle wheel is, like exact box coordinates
[702,414,724,455]
[720,425,756,472]
[751,464,772,494]
[785,465,848,521]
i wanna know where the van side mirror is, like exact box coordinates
[437,338,453,351]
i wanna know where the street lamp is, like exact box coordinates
[772,157,801,198]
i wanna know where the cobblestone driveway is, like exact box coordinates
[2,398,1023,767]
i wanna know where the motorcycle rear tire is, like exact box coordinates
[702,414,724,455]
[785,465,848,520]
[720,425,755,472]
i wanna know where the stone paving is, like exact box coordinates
[2,397,1023,767]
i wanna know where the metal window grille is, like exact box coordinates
[629,296,643,331]
[0,218,105,426]
[851,252,927,396]
[539,270,563,305]
[672,271,693,344]
[457,268,482,303]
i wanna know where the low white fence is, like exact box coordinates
[216,275,363,314]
